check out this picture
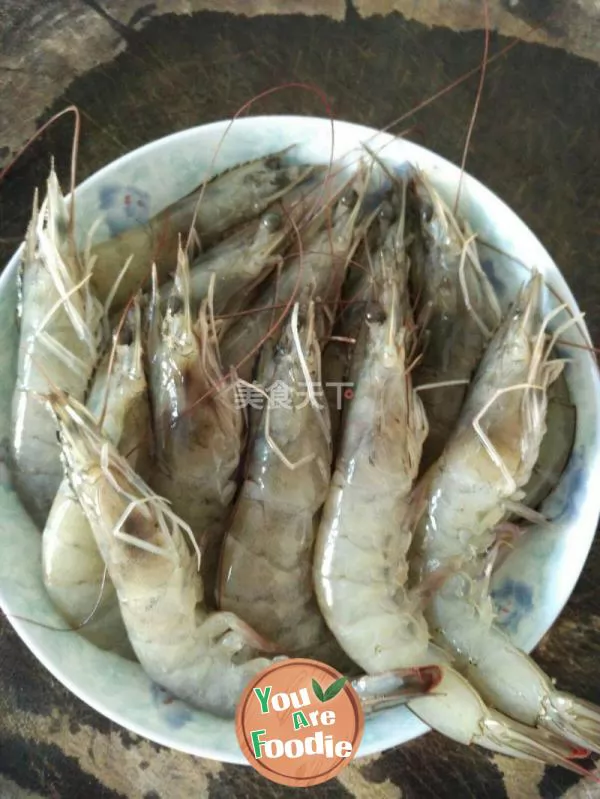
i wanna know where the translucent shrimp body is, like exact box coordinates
[219,303,350,668]
[411,275,561,577]
[46,392,274,717]
[148,247,243,607]
[42,299,151,655]
[314,188,428,673]
[11,169,103,526]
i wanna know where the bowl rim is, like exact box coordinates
[1,113,599,765]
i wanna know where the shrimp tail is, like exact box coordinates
[540,693,600,756]
[217,611,282,654]
[352,666,442,714]
[408,668,593,776]
[479,711,593,777]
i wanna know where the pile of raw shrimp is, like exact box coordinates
[10,145,599,774]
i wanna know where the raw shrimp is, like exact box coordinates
[158,169,326,317]
[11,168,104,526]
[313,187,429,675]
[45,390,273,716]
[313,204,585,769]
[408,170,502,473]
[219,166,381,383]
[45,391,442,716]
[147,247,242,608]
[42,297,151,656]
[219,301,351,669]
[412,274,600,753]
[90,150,314,308]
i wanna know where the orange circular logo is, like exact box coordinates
[236,658,364,787]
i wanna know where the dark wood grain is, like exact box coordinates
[1,3,599,798]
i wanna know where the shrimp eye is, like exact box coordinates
[262,211,282,232]
[378,201,396,222]
[265,155,282,170]
[422,202,434,223]
[119,325,134,346]
[365,301,387,324]
[341,188,359,208]
[273,171,291,190]
[166,295,183,315]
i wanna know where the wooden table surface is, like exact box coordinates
[1,2,600,797]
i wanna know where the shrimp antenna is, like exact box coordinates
[206,272,223,373]
[103,255,135,320]
[472,382,545,494]
[360,143,400,187]
[29,274,96,375]
[0,105,81,245]
[7,564,110,635]
[97,293,138,432]
[290,302,331,446]
[477,240,599,362]
[454,0,490,214]
[238,378,315,473]
[458,232,494,338]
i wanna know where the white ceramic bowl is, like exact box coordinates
[1,116,599,764]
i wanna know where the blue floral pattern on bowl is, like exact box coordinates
[98,184,152,236]
[491,579,534,635]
